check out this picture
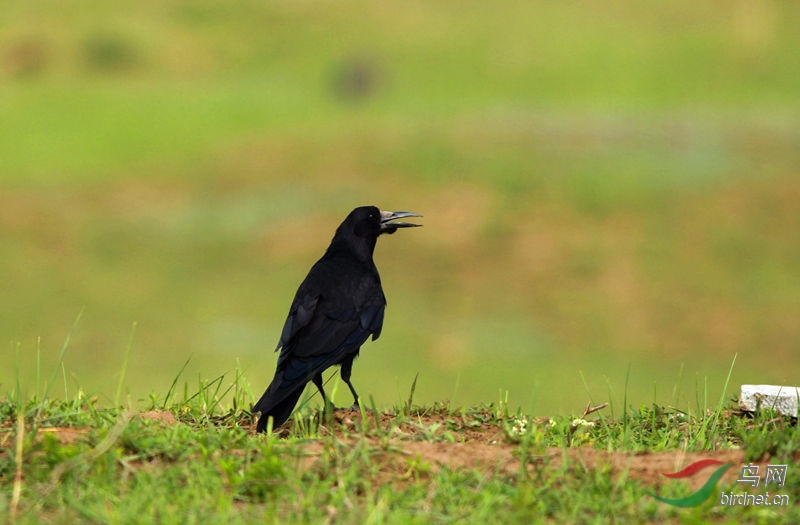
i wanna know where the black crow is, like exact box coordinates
[254,206,421,432]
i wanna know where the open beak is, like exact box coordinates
[380,210,422,230]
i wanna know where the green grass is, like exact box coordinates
[1,363,798,524]
[2,3,798,521]
[2,0,800,442]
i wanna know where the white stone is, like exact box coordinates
[739,385,800,417]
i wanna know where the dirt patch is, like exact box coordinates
[36,427,90,445]
[137,410,179,426]
[292,435,755,490]
[276,409,763,490]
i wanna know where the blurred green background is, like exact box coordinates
[2,1,798,416]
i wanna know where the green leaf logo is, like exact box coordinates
[648,460,734,508]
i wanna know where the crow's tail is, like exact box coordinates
[254,379,306,432]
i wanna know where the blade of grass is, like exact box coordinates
[115,322,137,407]
[623,363,631,430]
[708,353,737,437]
[42,309,83,401]
[162,356,192,409]
[671,362,685,408]
[578,370,593,406]
[689,354,737,448]
[61,362,68,400]
[10,411,24,521]
[13,341,23,407]
[451,371,460,408]
[36,337,41,401]
[603,375,617,420]
[405,372,419,414]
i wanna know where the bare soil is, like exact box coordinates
[288,409,758,491]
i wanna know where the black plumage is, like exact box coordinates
[254,206,421,432]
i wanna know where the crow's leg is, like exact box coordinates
[312,373,335,414]
[340,357,360,408]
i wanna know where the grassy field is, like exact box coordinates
[2,1,799,418]
[1,366,798,524]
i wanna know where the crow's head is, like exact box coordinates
[329,206,421,259]
[348,205,421,236]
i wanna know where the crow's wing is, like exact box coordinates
[276,300,385,387]
[275,293,319,352]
